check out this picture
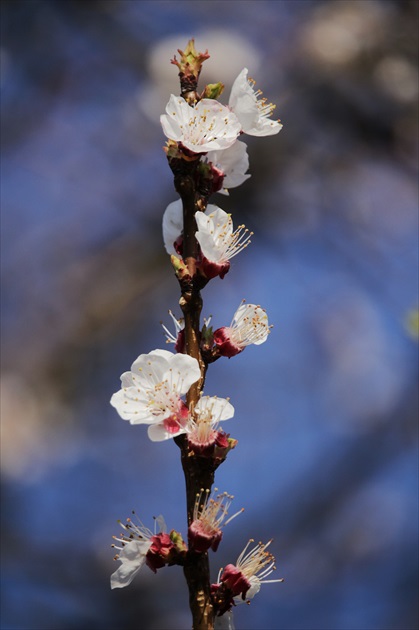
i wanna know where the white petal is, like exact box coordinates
[195,232,223,263]
[110,389,148,421]
[160,113,182,142]
[149,349,176,360]
[195,207,233,263]
[110,389,159,424]
[245,576,261,600]
[131,352,171,386]
[204,203,224,216]
[232,576,261,604]
[120,371,134,388]
[110,389,132,420]
[229,68,250,110]
[110,540,151,589]
[206,141,251,191]
[162,199,183,255]
[245,118,283,137]
[167,353,201,394]
[198,207,233,237]
[160,95,187,142]
[229,68,258,132]
[165,94,189,119]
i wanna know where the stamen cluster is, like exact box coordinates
[188,489,243,553]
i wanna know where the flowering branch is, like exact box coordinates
[110,38,284,630]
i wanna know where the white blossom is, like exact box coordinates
[232,539,284,602]
[229,68,283,137]
[214,302,271,357]
[215,539,283,604]
[110,349,200,429]
[110,514,166,589]
[195,207,252,266]
[160,94,241,153]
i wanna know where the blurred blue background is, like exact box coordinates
[1,1,418,629]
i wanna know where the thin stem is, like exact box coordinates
[174,169,214,629]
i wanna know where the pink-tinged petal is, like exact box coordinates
[147,422,186,442]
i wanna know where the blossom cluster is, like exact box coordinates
[161,65,282,284]
[110,41,283,625]
[111,503,283,620]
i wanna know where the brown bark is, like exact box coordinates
[173,170,214,629]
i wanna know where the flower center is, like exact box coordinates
[147,381,180,415]
[207,214,253,263]
[236,539,278,582]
